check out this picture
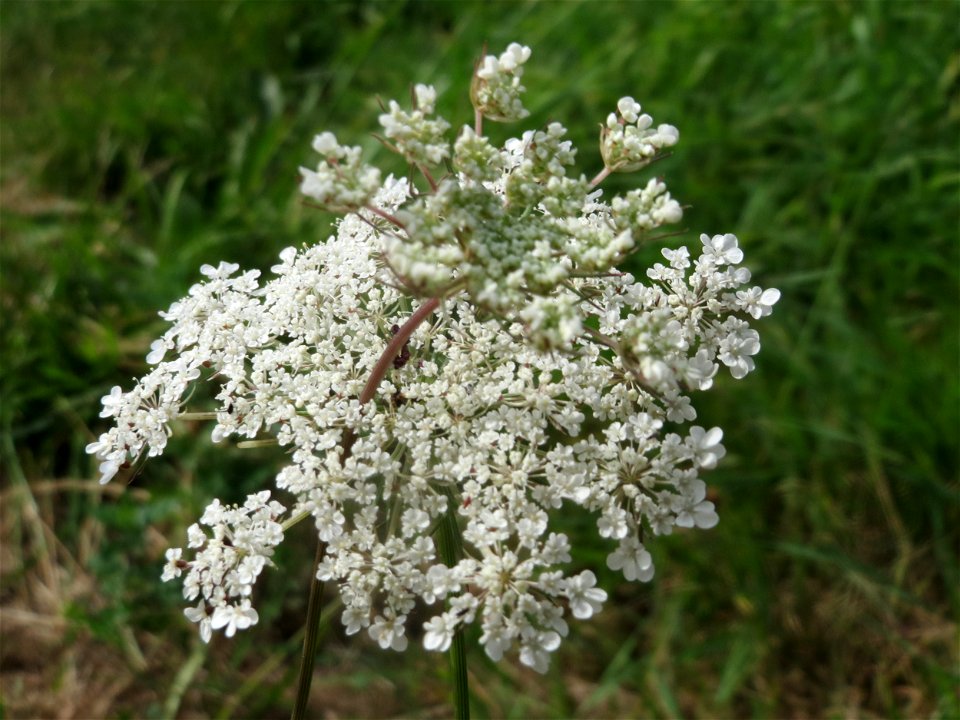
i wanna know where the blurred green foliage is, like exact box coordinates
[1,1,957,718]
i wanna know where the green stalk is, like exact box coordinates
[290,297,442,720]
[290,537,326,720]
[163,638,207,720]
[437,486,470,720]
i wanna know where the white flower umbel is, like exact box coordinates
[165,491,285,642]
[299,132,382,212]
[378,84,452,167]
[88,43,779,673]
[601,96,679,173]
[470,42,532,122]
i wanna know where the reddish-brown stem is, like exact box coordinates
[371,132,402,156]
[584,324,620,352]
[360,296,441,404]
[474,108,483,136]
[364,205,406,229]
[644,227,690,243]
[589,166,612,188]
[418,164,439,192]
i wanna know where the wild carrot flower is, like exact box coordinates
[87,42,778,674]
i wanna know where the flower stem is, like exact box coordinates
[360,296,441,404]
[364,205,406,229]
[290,538,326,720]
[584,324,620,352]
[437,486,470,720]
[290,296,442,719]
[448,615,470,719]
[417,164,439,192]
[588,165,612,188]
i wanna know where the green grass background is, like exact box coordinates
[1,1,957,718]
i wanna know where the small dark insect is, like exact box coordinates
[119,452,150,486]
[390,324,412,369]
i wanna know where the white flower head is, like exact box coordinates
[602,99,679,172]
[87,41,778,674]
[471,42,532,121]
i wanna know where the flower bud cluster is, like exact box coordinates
[453,126,504,182]
[470,42,532,122]
[504,122,587,216]
[300,132,382,211]
[296,49,692,354]
[611,178,683,232]
[601,96,679,173]
[378,84,452,166]
[88,43,779,671]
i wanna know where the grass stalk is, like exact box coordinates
[163,639,207,720]
[438,486,470,720]
[290,538,326,720]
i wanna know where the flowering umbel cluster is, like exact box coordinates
[88,44,779,673]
